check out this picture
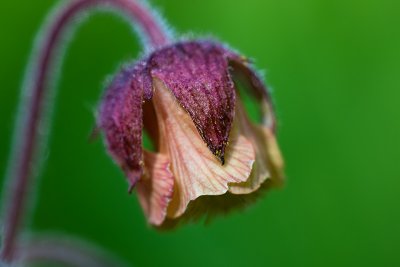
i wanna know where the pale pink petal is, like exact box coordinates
[151,78,255,218]
[228,102,284,194]
[136,151,174,225]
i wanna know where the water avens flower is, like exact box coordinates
[99,40,284,226]
[1,0,284,265]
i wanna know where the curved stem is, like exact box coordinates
[17,235,130,267]
[1,0,170,263]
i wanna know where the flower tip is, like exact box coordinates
[214,149,225,165]
[220,156,225,165]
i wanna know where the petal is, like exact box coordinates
[136,151,174,225]
[152,78,255,218]
[228,100,284,194]
[149,41,236,163]
[98,61,152,190]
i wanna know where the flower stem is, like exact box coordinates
[17,235,130,267]
[0,0,169,263]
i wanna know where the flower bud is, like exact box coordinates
[98,40,284,226]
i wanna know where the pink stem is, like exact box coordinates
[17,236,130,267]
[0,0,169,263]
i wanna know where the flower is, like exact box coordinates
[98,40,284,227]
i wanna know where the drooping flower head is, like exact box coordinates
[98,40,284,227]
[1,0,285,264]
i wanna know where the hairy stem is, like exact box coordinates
[0,0,169,263]
[17,235,130,267]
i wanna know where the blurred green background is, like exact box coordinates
[1,0,400,266]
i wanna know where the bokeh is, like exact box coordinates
[1,0,399,266]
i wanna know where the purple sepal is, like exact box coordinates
[98,61,152,189]
[148,41,236,163]
[226,50,277,132]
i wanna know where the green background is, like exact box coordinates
[1,0,400,266]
